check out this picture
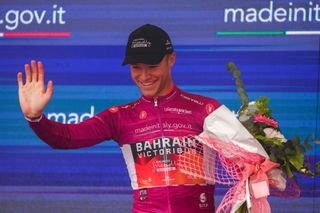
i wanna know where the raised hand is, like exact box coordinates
[17,60,54,119]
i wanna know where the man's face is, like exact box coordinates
[130,53,176,97]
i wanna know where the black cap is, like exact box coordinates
[122,24,174,65]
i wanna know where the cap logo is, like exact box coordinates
[131,38,151,48]
[165,39,172,50]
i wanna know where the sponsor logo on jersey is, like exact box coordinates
[128,136,205,188]
[139,110,148,119]
[134,122,193,135]
[109,106,119,113]
[121,105,130,109]
[132,137,199,160]
[180,94,204,105]
[205,103,215,114]
[164,107,192,115]
[200,193,207,203]
[139,189,148,201]
[199,192,209,209]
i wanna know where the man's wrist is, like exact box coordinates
[25,114,43,122]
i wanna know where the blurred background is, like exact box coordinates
[0,0,319,212]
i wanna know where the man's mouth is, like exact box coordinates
[140,80,156,87]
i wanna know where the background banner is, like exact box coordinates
[0,0,319,212]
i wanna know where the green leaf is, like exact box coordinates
[227,62,249,106]
[284,147,296,156]
[236,79,244,87]
[270,151,278,162]
[227,62,235,69]
[254,96,273,117]
[287,151,304,171]
[315,162,320,175]
[237,87,245,94]
[284,162,294,178]
[313,134,320,144]
[233,70,240,78]
[303,136,313,150]
[299,167,316,177]
[235,202,249,213]
[291,136,300,145]
[256,135,283,147]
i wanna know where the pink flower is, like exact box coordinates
[263,128,287,143]
[254,114,278,128]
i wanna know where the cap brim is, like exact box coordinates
[122,54,165,66]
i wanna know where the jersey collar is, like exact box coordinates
[141,84,179,104]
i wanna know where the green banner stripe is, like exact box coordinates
[216,31,285,36]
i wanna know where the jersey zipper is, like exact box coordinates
[153,97,173,213]
[154,97,158,107]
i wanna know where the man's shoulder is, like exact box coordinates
[177,88,221,115]
[105,99,142,114]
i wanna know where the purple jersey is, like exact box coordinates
[29,85,221,213]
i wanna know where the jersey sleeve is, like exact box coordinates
[28,109,117,149]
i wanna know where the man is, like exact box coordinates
[17,24,220,212]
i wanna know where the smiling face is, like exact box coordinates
[130,52,176,97]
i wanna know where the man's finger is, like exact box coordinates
[45,80,54,100]
[31,60,38,82]
[25,64,31,83]
[17,72,23,88]
[38,61,44,83]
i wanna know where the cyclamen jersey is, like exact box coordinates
[29,86,221,213]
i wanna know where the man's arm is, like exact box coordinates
[28,113,114,149]
[18,60,115,149]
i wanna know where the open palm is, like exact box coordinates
[17,60,54,119]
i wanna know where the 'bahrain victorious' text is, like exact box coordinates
[126,136,204,189]
[134,137,198,158]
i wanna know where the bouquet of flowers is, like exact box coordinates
[227,62,319,212]
[228,62,319,179]
[178,62,319,213]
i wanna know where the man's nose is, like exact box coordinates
[140,69,151,79]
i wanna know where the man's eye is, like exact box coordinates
[149,66,158,69]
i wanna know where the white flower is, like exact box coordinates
[267,168,287,191]
[248,101,257,113]
[263,128,287,143]
[238,101,257,122]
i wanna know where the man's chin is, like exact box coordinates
[142,92,156,97]
[139,87,157,97]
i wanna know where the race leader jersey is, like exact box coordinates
[28,85,221,213]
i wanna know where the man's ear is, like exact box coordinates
[168,52,176,67]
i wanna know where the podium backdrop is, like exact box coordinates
[1,0,319,212]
